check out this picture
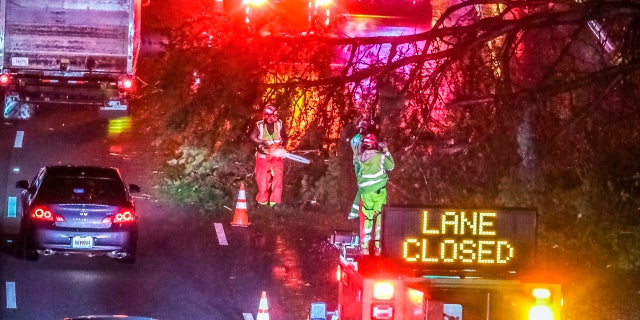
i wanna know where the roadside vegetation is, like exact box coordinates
[136,1,640,318]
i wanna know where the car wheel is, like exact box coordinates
[119,234,137,264]
[19,226,39,261]
[20,240,39,261]
[0,235,14,256]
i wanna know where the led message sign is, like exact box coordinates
[381,207,537,273]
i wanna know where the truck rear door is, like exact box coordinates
[3,0,134,74]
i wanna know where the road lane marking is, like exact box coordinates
[14,131,24,148]
[7,197,17,218]
[243,313,254,320]
[6,282,16,309]
[214,223,228,246]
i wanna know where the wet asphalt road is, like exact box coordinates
[0,106,286,320]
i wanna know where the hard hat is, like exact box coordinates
[263,104,278,116]
[362,134,377,148]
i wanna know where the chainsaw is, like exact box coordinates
[262,144,311,164]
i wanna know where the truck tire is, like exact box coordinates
[4,96,34,120]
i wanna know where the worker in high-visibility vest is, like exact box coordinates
[348,118,376,219]
[250,104,288,207]
[356,133,394,253]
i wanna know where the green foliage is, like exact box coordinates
[162,145,225,207]
[308,155,355,208]
[162,144,255,209]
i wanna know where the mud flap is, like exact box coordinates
[4,96,34,120]
[99,100,130,120]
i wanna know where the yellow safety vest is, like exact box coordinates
[257,120,283,145]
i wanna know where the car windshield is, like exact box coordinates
[37,176,129,205]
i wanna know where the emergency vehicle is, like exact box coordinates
[311,206,563,320]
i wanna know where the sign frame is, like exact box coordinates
[380,206,537,274]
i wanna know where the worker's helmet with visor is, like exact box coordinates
[362,134,377,149]
[263,104,278,117]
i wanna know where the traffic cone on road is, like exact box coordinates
[256,291,270,320]
[231,182,250,227]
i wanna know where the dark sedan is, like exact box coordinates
[17,165,140,263]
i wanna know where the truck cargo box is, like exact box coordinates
[0,0,141,119]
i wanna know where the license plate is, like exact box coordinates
[100,100,128,111]
[72,236,93,249]
[11,57,29,67]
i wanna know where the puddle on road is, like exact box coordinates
[271,234,304,290]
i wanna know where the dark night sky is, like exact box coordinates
[142,0,213,29]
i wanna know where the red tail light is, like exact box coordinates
[0,74,11,86]
[31,206,65,222]
[103,208,136,224]
[117,77,134,91]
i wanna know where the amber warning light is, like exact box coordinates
[381,207,537,273]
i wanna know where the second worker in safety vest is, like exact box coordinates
[250,104,288,207]
[356,133,394,253]
[348,117,376,219]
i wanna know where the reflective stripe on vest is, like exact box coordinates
[358,154,386,188]
[257,120,282,145]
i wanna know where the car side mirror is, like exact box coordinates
[129,184,141,193]
[16,180,29,190]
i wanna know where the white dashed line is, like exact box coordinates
[14,131,24,148]
[214,223,228,245]
[243,313,254,320]
[7,197,16,218]
[6,282,16,309]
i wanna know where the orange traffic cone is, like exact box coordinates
[256,291,270,320]
[231,182,250,227]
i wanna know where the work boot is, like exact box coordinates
[360,243,369,255]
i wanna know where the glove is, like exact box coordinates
[270,145,287,158]
[258,142,270,153]
[377,142,389,153]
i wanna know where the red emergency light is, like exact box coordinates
[0,74,11,86]
[370,281,395,319]
[315,0,332,7]
[242,0,268,7]
[118,77,134,92]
